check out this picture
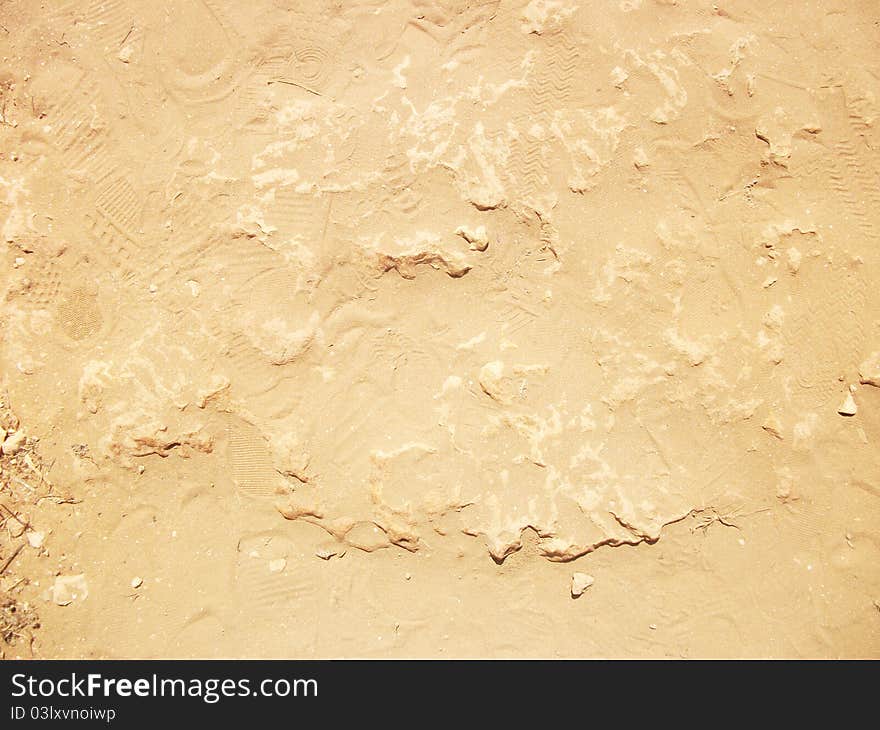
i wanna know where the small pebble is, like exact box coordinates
[570,572,594,598]
[315,545,344,560]
[1,430,26,456]
[455,225,489,252]
[859,352,880,387]
[761,413,783,439]
[838,392,857,417]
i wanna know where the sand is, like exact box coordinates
[0,0,878,658]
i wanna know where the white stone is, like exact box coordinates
[570,572,594,598]
[838,392,857,417]
[1,430,25,456]
[52,574,88,606]
[455,225,489,252]
[859,352,880,388]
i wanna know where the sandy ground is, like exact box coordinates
[0,0,879,658]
